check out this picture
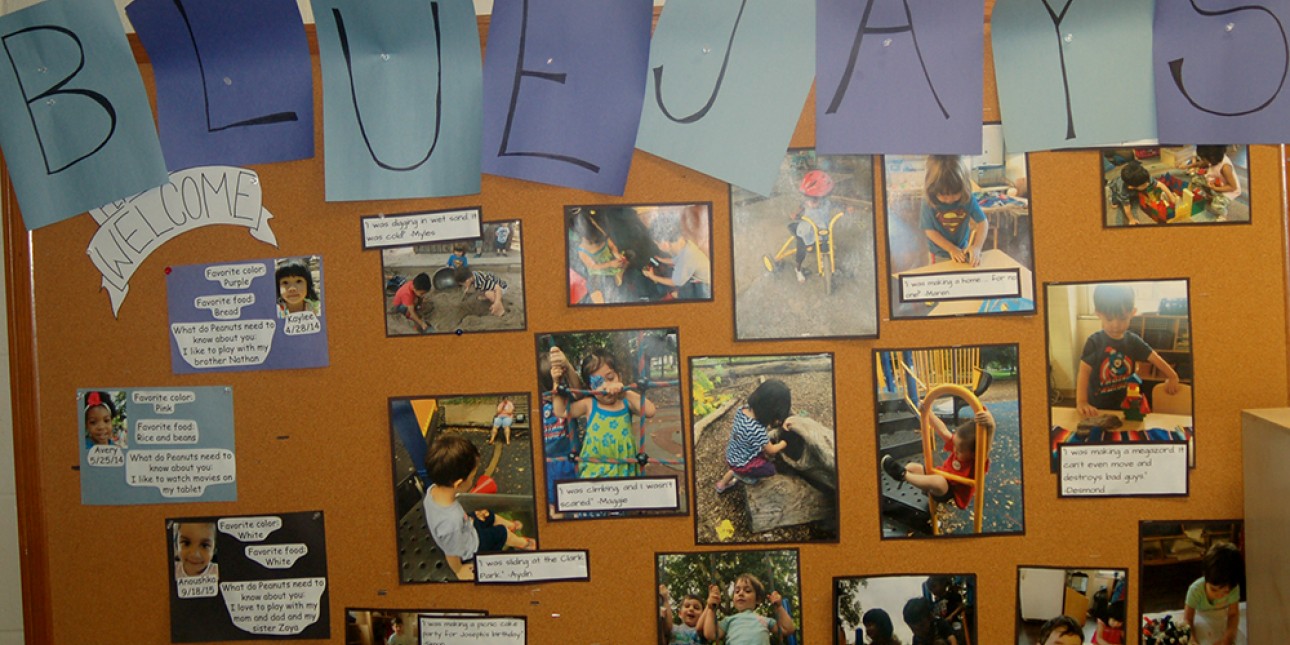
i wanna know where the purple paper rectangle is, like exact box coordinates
[816,0,983,154]
[482,0,652,195]
[127,0,314,171]
[167,257,329,374]
[1154,2,1290,143]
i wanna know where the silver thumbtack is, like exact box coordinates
[1064,33,1073,43]
[702,46,711,54]
[883,38,892,47]
[223,77,232,85]
[380,53,390,61]
[1225,22,1235,32]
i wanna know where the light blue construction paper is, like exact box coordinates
[992,0,1157,152]
[312,0,481,201]
[816,0,983,155]
[1154,1,1290,143]
[79,386,236,505]
[636,0,813,196]
[0,0,167,229]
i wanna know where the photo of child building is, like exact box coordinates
[1139,520,1246,645]
[1102,145,1250,226]
[1016,567,1128,645]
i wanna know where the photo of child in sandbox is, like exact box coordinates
[731,149,878,340]
[874,344,1024,538]
[536,328,687,518]
[381,219,525,335]
[563,203,712,306]
[884,124,1035,319]
[1139,520,1247,645]
[1102,145,1249,227]
[387,394,539,583]
[1045,280,1194,471]
[656,548,800,645]
[690,353,837,544]
[835,574,977,645]
[1016,566,1127,645]
[81,390,127,448]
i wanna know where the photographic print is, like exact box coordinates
[874,345,1024,538]
[884,123,1036,318]
[1140,520,1246,645]
[656,549,801,645]
[835,574,977,645]
[388,393,540,583]
[1016,566,1128,645]
[690,353,838,544]
[731,149,878,340]
[564,203,712,305]
[1102,145,1250,226]
[1045,280,1195,473]
[536,328,687,519]
[382,219,526,335]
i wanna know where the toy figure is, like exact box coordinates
[1121,383,1150,421]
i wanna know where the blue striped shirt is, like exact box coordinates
[726,408,769,467]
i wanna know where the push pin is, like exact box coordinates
[702,46,711,54]
[1063,33,1073,43]
[223,76,233,85]
[380,53,390,61]
[882,38,892,47]
[1225,22,1235,32]
[455,328,464,336]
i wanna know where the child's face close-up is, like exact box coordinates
[1205,581,1233,602]
[178,523,216,576]
[86,405,113,445]
[279,275,308,309]
[730,580,758,611]
[679,598,704,626]
[935,191,964,205]
[589,364,621,402]
[1096,311,1134,339]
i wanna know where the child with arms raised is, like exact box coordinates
[715,380,792,493]
[921,155,987,266]
[422,434,534,581]
[538,350,583,518]
[700,574,795,645]
[1076,284,1180,417]
[659,585,710,645]
[549,345,655,479]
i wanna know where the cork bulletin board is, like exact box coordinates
[5,7,1290,644]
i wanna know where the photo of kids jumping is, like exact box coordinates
[731,149,878,340]
[690,353,837,544]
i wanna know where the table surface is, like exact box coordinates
[1050,406,1193,432]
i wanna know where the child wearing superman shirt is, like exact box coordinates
[921,155,988,267]
[882,408,994,512]
[1076,284,1179,418]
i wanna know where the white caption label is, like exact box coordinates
[555,477,679,513]
[361,209,480,249]
[474,551,589,584]
[900,269,1021,302]
[418,617,525,644]
[1060,443,1188,496]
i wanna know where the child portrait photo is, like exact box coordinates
[1045,280,1194,472]
[80,389,127,449]
[388,393,540,583]
[1102,145,1250,226]
[535,328,687,519]
[689,353,837,545]
[656,548,801,645]
[730,149,878,340]
[835,574,977,645]
[382,219,525,335]
[1016,566,1128,645]
[274,256,323,319]
[874,345,1024,538]
[1139,520,1246,645]
[563,203,712,305]
[883,123,1036,319]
